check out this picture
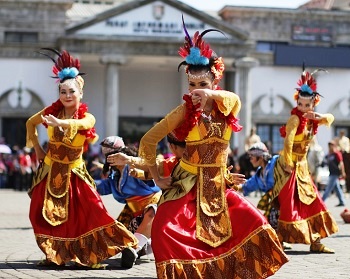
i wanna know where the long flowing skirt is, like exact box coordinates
[152,186,289,279]
[29,173,137,266]
[277,170,338,244]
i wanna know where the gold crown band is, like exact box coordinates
[187,71,211,80]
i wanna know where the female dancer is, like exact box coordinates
[272,67,338,253]
[135,17,288,278]
[26,49,137,268]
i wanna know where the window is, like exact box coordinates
[334,126,349,138]
[257,124,284,155]
[5,32,38,43]
[119,116,161,144]
[256,41,288,53]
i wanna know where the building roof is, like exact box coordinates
[67,1,126,25]
[298,0,350,10]
[66,0,249,41]
[66,0,221,26]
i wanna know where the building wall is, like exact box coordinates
[2,0,350,154]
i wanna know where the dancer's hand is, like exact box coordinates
[107,153,129,166]
[230,173,246,185]
[41,114,61,127]
[190,89,211,111]
[303,111,322,120]
[154,176,173,190]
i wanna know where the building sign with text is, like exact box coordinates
[292,24,333,42]
[76,1,229,38]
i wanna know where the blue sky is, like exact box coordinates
[179,0,309,11]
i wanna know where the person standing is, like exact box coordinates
[307,137,325,189]
[337,129,350,193]
[135,17,288,278]
[26,49,137,268]
[272,67,338,253]
[322,140,346,206]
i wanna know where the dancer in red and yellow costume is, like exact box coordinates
[270,66,338,253]
[137,17,288,279]
[26,49,137,268]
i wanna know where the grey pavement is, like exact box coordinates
[0,188,349,279]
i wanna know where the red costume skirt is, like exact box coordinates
[152,186,288,279]
[29,173,137,266]
[277,170,338,244]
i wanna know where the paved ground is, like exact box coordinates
[0,188,349,279]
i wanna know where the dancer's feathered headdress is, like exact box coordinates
[294,63,326,106]
[177,15,225,80]
[38,48,85,89]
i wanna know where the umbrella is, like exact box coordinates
[0,144,11,154]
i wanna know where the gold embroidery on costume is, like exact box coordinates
[42,126,83,226]
[272,113,338,244]
[63,120,78,144]
[117,192,162,228]
[182,113,231,247]
[156,225,287,279]
[35,221,137,266]
[277,211,338,244]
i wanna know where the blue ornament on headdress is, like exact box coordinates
[185,47,209,66]
[300,84,313,94]
[58,67,79,81]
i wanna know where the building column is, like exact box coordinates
[100,55,127,137]
[234,57,259,154]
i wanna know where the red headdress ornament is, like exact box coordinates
[37,48,85,87]
[177,15,226,81]
[38,48,96,151]
[293,63,325,106]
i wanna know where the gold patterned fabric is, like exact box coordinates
[140,91,288,277]
[36,221,136,266]
[274,116,333,205]
[257,189,274,217]
[27,107,138,266]
[42,125,84,226]
[43,141,83,226]
[180,112,232,247]
[272,111,338,244]
[278,210,338,244]
[117,192,162,228]
[156,226,286,279]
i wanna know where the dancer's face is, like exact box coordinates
[59,79,82,110]
[297,98,314,113]
[188,70,216,91]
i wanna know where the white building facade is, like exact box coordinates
[1,0,350,155]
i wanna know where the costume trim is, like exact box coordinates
[35,221,137,266]
[43,140,83,226]
[278,210,338,244]
[155,225,288,279]
[280,107,319,138]
[125,192,162,215]
[181,114,231,247]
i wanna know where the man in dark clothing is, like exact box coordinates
[322,140,346,206]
